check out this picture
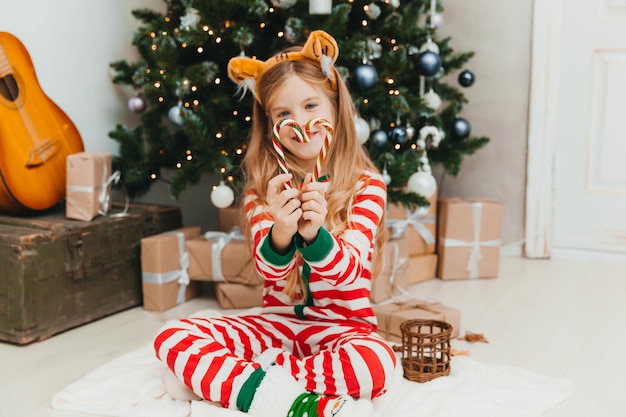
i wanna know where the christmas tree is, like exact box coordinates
[109,0,489,209]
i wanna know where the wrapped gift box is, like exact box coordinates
[386,193,437,257]
[406,253,438,285]
[218,207,243,232]
[374,299,461,343]
[66,151,118,221]
[141,226,202,312]
[186,230,262,285]
[215,282,263,309]
[371,225,410,303]
[437,198,503,280]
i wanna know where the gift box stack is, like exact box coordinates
[140,207,264,312]
[371,193,439,304]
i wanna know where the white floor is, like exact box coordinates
[1,255,625,417]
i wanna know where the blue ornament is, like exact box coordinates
[451,118,471,140]
[458,69,475,87]
[353,63,378,92]
[370,129,388,147]
[388,126,408,144]
[416,51,442,77]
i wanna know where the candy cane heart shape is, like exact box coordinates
[271,118,334,188]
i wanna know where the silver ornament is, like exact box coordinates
[128,95,146,113]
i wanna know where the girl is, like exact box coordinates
[154,30,397,417]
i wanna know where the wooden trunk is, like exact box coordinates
[0,203,182,345]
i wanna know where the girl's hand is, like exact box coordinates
[266,173,302,253]
[298,173,327,244]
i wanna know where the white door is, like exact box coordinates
[525,0,626,261]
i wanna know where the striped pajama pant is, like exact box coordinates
[154,313,397,410]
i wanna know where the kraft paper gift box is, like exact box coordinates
[218,207,242,232]
[405,253,438,285]
[215,282,264,309]
[374,298,461,343]
[141,226,202,312]
[386,193,437,256]
[186,230,262,285]
[437,198,503,280]
[370,220,410,304]
[66,152,119,221]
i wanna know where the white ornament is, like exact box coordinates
[419,38,440,55]
[180,8,200,29]
[367,38,382,60]
[354,115,371,144]
[406,123,415,140]
[365,3,382,19]
[382,168,391,185]
[168,104,184,126]
[423,89,441,110]
[389,0,401,8]
[309,0,332,14]
[419,125,445,147]
[407,171,437,198]
[211,181,235,208]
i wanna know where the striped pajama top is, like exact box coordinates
[244,169,386,329]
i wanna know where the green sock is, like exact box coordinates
[236,366,266,412]
[287,392,320,417]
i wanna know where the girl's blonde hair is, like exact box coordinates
[240,52,388,300]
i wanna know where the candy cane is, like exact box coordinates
[271,118,334,188]
[305,118,334,181]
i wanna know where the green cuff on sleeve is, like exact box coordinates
[294,228,333,262]
[259,227,297,265]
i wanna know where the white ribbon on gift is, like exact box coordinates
[388,207,436,244]
[441,202,501,278]
[203,227,246,282]
[66,153,122,216]
[140,231,190,305]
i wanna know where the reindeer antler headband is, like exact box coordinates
[227,30,339,101]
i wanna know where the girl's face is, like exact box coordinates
[268,74,335,173]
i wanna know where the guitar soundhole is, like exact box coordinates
[0,74,19,102]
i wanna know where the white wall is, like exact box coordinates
[1,0,165,153]
[0,0,532,245]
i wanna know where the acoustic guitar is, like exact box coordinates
[0,32,84,213]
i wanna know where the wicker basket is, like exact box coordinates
[399,319,452,383]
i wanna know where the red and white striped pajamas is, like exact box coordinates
[154,170,397,410]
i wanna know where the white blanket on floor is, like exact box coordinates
[52,311,572,417]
